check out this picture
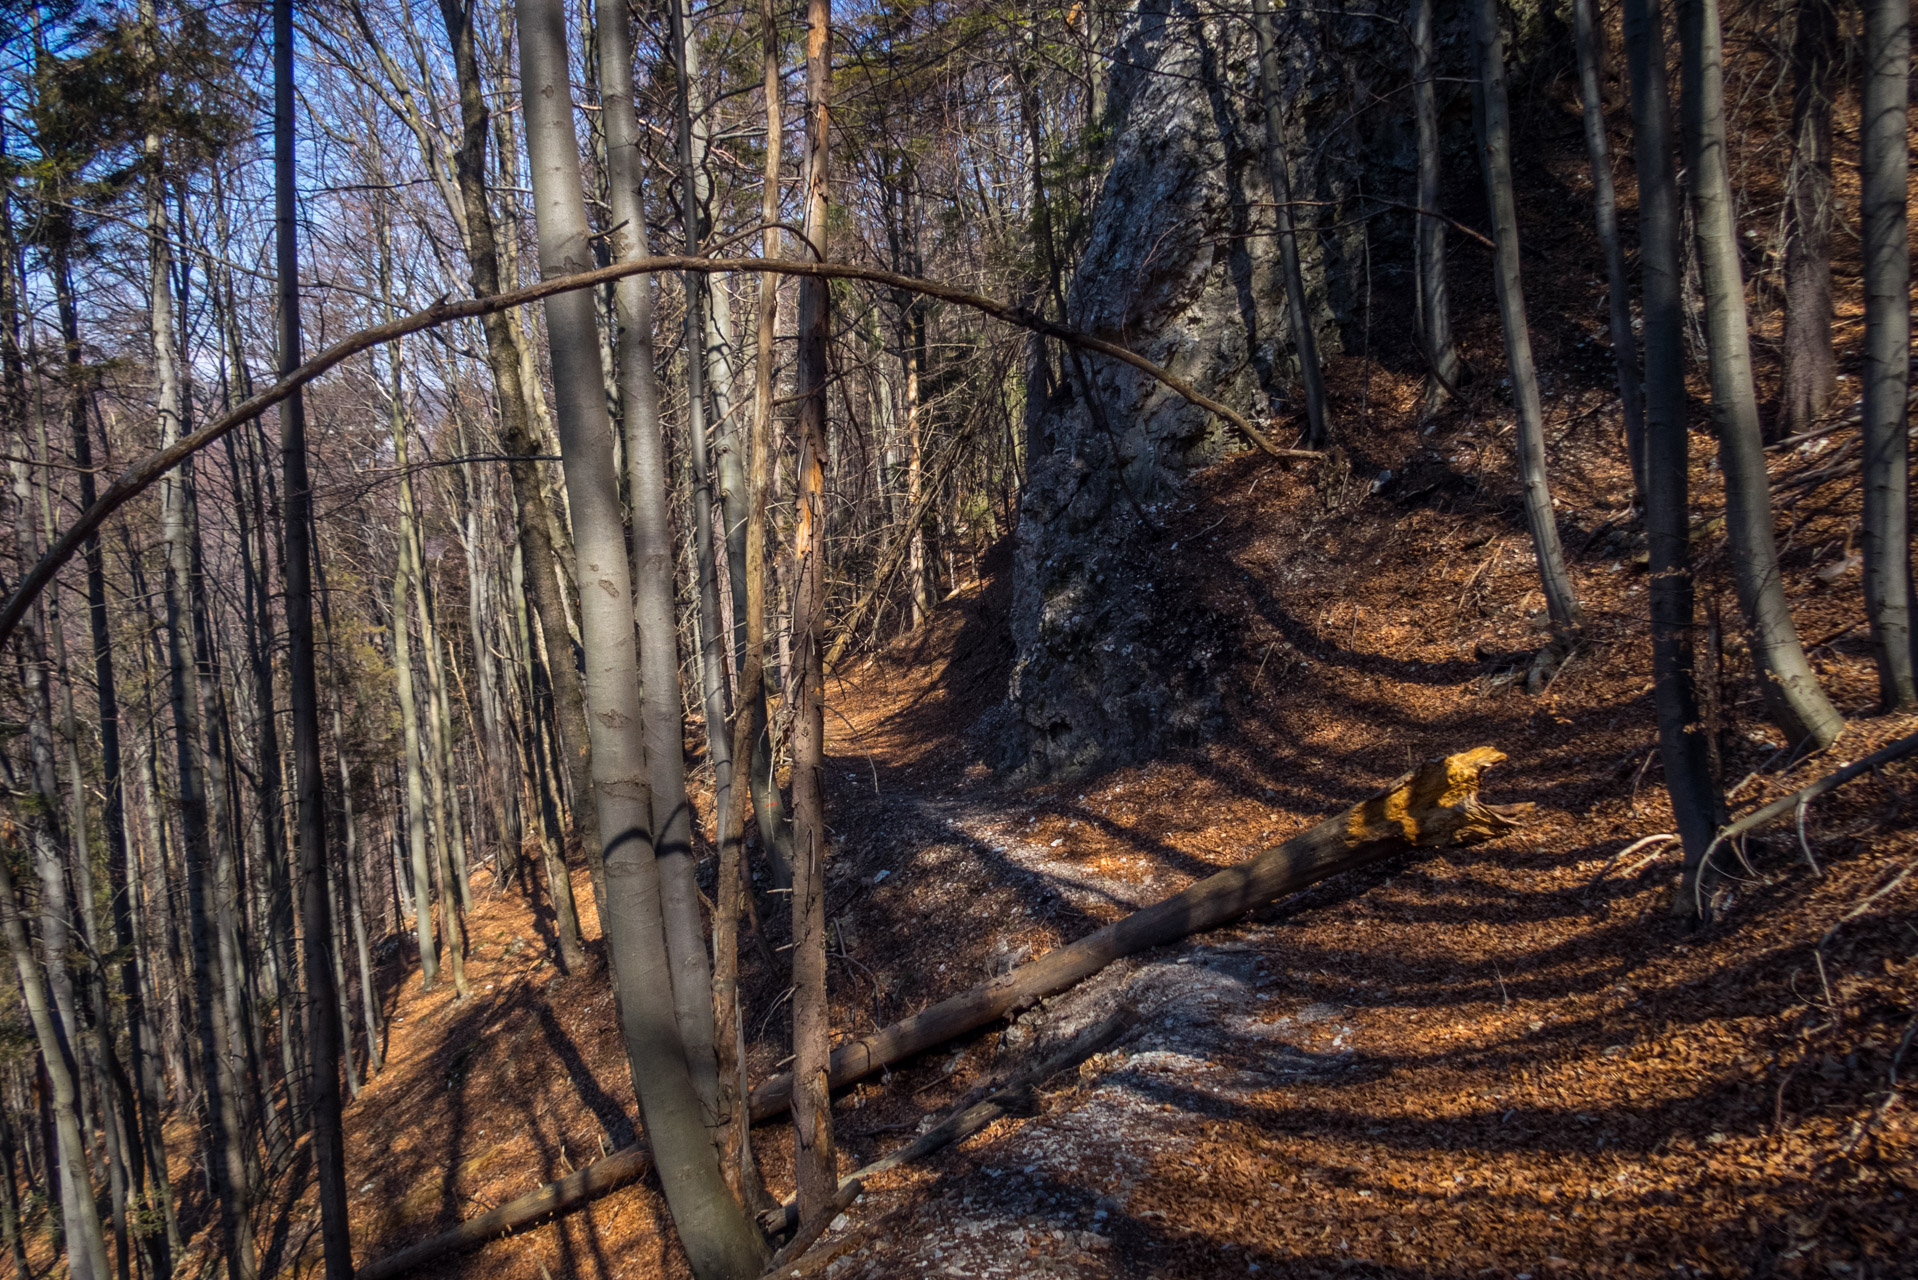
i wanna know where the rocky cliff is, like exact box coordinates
[991,0,1416,779]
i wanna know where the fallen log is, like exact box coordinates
[761,1011,1137,1235]
[750,745,1525,1121]
[354,1144,650,1280]
[356,747,1520,1280]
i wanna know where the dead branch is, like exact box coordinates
[1700,726,1918,887]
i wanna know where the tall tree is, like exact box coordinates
[1859,0,1914,708]
[431,0,587,969]
[513,0,766,1271]
[1779,0,1839,438]
[1623,0,1724,912]
[603,0,721,1122]
[275,0,355,1265]
[1251,0,1328,447]
[1570,0,1646,494]
[1473,0,1581,638]
[1412,0,1460,410]
[791,0,839,1225]
[1677,0,1842,751]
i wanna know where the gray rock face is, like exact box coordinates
[992,0,1399,780]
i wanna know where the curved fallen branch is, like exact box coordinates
[0,254,1314,651]
[750,745,1526,1120]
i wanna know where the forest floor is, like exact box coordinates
[238,76,1918,1280]
[246,354,1917,1280]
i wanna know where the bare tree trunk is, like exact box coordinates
[514,0,767,1271]
[1251,0,1328,448]
[1779,0,1839,439]
[1623,0,1725,911]
[1571,0,1647,493]
[603,0,721,1121]
[1412,0,1460,412]
[275,0,354,1257]
[1473,0,1581,638]
[0,853,109,1280]
[435,0,588,961]
[1678,0,1842,751]
[1860,0,1914,708]
[746,0,796,893]
[791,0,838,1225]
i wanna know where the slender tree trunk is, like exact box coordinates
[1571,0,1647,494]
[602,0,722,1121]
[382,216,441,993]
[0,853,109,1280]
[513,1,767,1271]
[1623,0,1724,910]
[1860,0,1914,708]
[1412,0,1460,411]
[148,119,255,1279]
[1251,0,1328,448]
[668,0,741,1057]
[1780,0,1839,439]
[791,0,839,1225]
[1473,0,1581,637]
[276,0,355,1257]
[1678,0,1842,750]
[435,0,591,956]
[746,0,796,893]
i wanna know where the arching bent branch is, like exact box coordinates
[0,253,1317,651]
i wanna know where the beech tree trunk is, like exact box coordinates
[1622,0,1725,907]
[1677,0,1842,752]
[514,0,767,1272]
[1779,0,1838,439]
[601,0,721,1123]
[1571,0,1646,494]
[1860,0,1914,708]
[1473,0,1580,637]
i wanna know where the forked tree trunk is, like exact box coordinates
[514,0,766,1272]
[790,0,839,1225]
[601,0,721,1123]
[1622,0,1724,909]
[1570,0,1646,494]
[1473,0,1581,637]
[1412,0,1460,410]
[1251,0,1328,447]
[1779,0,1838,439]
[1859,0,1914,708]
[1677,0,1842,751]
